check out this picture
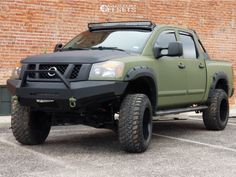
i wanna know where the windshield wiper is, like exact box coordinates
[62,46,125,52]
[62,47,90,51]
[90,46,125,51]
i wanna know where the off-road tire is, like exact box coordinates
[203,89,229,130]
[119,94,153,153]
[11,100,51,145]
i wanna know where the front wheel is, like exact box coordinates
[203,89,229,130]
[118,94,153,153]
[11,100,51,145]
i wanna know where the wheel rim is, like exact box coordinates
[220,98,228,122]
[143,108,151,141]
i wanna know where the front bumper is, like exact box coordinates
[7,79,128,110]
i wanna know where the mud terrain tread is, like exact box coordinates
[119,94,152,153]
[203,89,229,130]
[11,101,51,145]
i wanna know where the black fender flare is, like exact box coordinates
[124,66,157,112]
[124,66,156,82]
[209,71,229,98]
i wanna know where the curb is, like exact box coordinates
[0,116,11,124]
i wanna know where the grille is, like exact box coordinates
[39,64,67,79]
[28,64,36,78]
[27,64,81,80]
[70,65,81,79]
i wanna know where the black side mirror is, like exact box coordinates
[168,42,183,57]
[153,45,164,58]
[153,42,183,58]
[54,43,63,52]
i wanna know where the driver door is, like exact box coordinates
[154,30,188,108]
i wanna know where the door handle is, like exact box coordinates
[199,63,205,69]
[178,63,185,69]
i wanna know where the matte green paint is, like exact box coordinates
[91,25,234,109]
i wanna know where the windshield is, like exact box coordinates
[63,30,152,53]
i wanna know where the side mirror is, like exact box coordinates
[153,42,183,58]
[168,42,183,57]
[54,43,63,52]
[153,45,164,58]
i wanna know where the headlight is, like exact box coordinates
[10,63,22,79]
[89,61,124,80]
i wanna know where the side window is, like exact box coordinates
[179,32,197,59]
[156,30,176,48]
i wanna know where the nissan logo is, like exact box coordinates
[48,67,57,77]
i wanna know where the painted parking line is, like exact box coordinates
[0,137,77,170]
[152,133,236,153]
[154,116,236,126]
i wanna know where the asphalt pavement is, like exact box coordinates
[1,108,236,177]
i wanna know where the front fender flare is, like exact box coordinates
[124,66,156,82]
[124,66,157,113]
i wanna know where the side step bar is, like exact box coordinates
[155,105,208,116]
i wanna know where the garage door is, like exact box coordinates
[0,85,11,116]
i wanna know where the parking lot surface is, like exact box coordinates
[1,112,236,177]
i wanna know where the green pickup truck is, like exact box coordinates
[7,21,234,153]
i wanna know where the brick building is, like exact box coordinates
[0,0,236,108]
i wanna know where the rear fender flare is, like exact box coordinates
[209,72,229,98]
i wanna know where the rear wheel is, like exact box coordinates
[11,100,51,145]
[203,89,229,130]
[118,94,153,153]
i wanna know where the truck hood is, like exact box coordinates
[22,50,135,64]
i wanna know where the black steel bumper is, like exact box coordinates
[7,79,128,110]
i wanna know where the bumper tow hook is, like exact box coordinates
[69,97,77,108]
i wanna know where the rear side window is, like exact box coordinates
[179,32,197,59]
[156,30,176,48]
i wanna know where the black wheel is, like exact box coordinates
[118,94,153,153]
[11,100,51,145]
[203,89,229,130]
